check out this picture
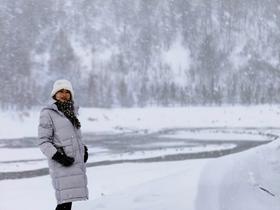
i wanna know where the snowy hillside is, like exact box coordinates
[1,0,280,108]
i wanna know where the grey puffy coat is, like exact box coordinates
[38,102,88,204]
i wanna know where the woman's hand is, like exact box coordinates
[84,146,88,163]
[52,151,75,167]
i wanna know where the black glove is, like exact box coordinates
[84,146,88,163]
[52,151,74,167]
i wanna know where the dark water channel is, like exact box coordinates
[0,128,275,180]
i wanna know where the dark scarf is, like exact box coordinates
[55,100,81,129]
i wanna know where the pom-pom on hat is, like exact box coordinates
[51,79,74,99]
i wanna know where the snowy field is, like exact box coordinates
[0,105,280,210]
[1,105,280,139]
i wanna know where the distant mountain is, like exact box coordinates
[1,0,280,109]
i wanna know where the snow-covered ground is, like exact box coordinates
[0,105,280,210]
[1,105,280,139]
[0,160,209,210]
[160,129,273,141]
[195,140,280,210]
[1,141,279,210]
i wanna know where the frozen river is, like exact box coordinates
[0,127,273,180]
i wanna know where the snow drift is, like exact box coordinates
[195,139,280,210]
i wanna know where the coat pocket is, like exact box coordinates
[60,138,75,157]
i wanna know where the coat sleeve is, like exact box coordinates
[38,109,57,159]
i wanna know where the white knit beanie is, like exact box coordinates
[51,79,74,99]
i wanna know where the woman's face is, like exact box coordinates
[55,89,71,102]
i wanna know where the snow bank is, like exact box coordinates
[195,139,280,210]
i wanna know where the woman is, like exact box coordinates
[38,79,89,210]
